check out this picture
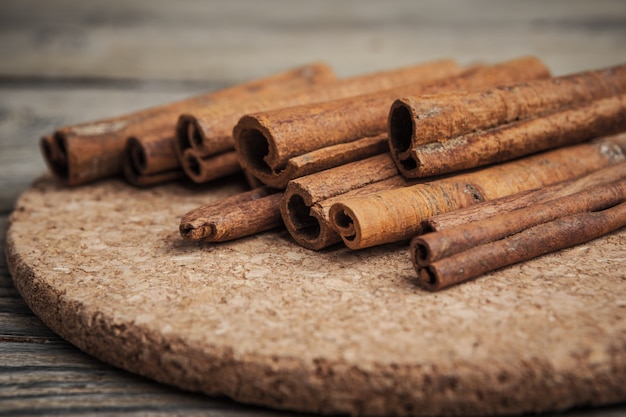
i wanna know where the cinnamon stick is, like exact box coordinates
[412,177,626,267]
[180,149,241,184]
[414,201,626,291]
[235,56,551,188]
[179,187,283,242]
[394,94,626,177]
[426,159,626,231]
[281,153,410,249]
[41,62,336,185]
[388,63,626,176]
[328,138,626,249]
[123,135,185,186]
[176,59,464,183]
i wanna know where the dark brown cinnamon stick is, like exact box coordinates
[235,56,551,188]
[412,177,626,267]
[180,148,241,184]
[395,94,626,177]
[176,59,464,183]
[123,135,185,186]
[41,62,336,185]
[179,187,283,242]
[388,63,626,176]
[426,159,626,231]
[414,201,626,291]
[328,138,626,249]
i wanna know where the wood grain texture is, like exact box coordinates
[2,0,626,415]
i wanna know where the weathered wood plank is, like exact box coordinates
[0,0,624,82]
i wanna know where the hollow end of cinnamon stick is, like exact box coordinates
[285,194,321,241]
[410,237,433,267]
[388,100,423,174]
[234,117,277,179]
[179,219,216,241]
[127,137,148,174]
[330,204,360,246]
[416,266,442,291]
[175,114,205,156]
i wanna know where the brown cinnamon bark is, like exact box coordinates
[176,59,463,183]
[281,154,410,249]
[235,56,551,188]
[388,64,626,176]
[41,62,336,185]
[426,159,626,231]
[328,138,626,249]
[179,187,283,242]
[412,177,626,267]
[415,201,626,291]
[396,94,626,177]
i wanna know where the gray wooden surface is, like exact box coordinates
[1,0,625,415]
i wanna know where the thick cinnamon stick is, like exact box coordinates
[415,201,626,291]
[388,64,626,176]
[281,154,409,249]
[41,62,336,185]
[395,94,626,177]
[426,159,626,231]
[328,138,626,249]
[179,187,283,242]
[235,56,551,188]
[176,59,464,183]
[412,177,626,267]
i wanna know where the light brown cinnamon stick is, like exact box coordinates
[414,201,626,291]
[235,56,551,188]
[394,94,626,177]
[179,187,283,242]
[41,62,336,185]
[281,153,411,249]
[176,59,464,183]
[388,63,626,176]
[328,138,626,249]
[426,159,626,231]
[412,177,626,267]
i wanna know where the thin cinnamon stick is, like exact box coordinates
[328,138,626,249]
[235,56,551,188]
[394,94,626,177]
[426,159,626,231]
[176,59,464,183]
[388,63,626,176]
[415,201,626,291]
[180,148,241,184]
[179,187,283,242]
[123,135,185,186]
[281,153,410,249]
[41,62,336,185]
[412,177,626,267]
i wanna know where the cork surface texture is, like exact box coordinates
[6,175,626,416]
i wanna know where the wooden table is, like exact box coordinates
[1,1,625,414]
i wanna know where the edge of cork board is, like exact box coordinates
[6,175,626,416]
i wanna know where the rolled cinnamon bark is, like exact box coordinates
[388,63,626,176]
[415,201,626,291]
[412,177,626,266]
[180,148,241,184]
[176,59,464,183]
[123,135,185,186]
[395,94,626,177]
[179,187,283,242]
[328,138,626,249]
[281,153,409,250]
[426,159,626,231]
[41,62,336,185]
[235,56,551,188]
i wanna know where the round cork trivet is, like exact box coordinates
[6,175,626,416]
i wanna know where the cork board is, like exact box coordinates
[6,175,626,416]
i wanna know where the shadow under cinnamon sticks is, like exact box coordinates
[41,62,336,186]
[411,180,626,291]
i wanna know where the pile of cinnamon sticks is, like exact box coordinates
[41,56,626,290]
